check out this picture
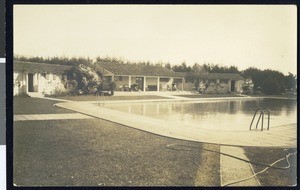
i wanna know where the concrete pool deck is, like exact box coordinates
[55,96,297,148]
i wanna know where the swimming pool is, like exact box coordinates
[104,98,297,132]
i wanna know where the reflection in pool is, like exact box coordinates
[104,98,297,131]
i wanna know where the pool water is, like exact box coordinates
[104,98,297,131]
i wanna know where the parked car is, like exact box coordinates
[97,81,116,96]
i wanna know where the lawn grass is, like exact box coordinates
[13,96,220,186]
[175,94,243,98]
[177,93,297,100]
[53,95,170,101]
[243,147,297,186]
[13,118,220,186]
[13,96,296,186]
[259,94,297,100]
[14,96,75,114]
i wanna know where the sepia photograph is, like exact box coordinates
[12,4,297,187]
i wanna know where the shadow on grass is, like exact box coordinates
[14,97,75,114]
[243,147,297,186]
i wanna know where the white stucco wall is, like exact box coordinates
[145,77,158,85]
[205,84,228,94]
[183,79,244,94]
[236,80,244,93]
[40,73,66,95]
[13,71,67,96]
[14,72,26,95]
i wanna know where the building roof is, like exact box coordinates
[188,72,245,80]
[95,61,183,78]
[14,61,72,74]
[13,61,244,81]
[92,63,114,76]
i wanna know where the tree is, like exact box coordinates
[285,73,297,92]
[228,66,240,74]
[172,62,192,72]
[262,76,282,95]
[14,55,93,66]
[202,63,212,73]
[242,67,264,91]
[65,64,102,95]
[242,67,289,94]
[155,62,163,67]
[192,63,207,74]
[164,63,171,70]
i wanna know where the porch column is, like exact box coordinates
[23,73,26,93]
[20,73,24,92]
[128,76,131,87]
[37,73,41,93]
[25,72,28,93]
[228,80,231,92]
[170,78,173,91]
[157,77,160,92]
[182,78,184,91]
[143,76,147,92]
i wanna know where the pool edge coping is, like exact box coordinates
[54,100,297,149]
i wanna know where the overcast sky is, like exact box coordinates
[14,5,297,75]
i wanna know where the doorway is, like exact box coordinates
[231,80,235,92]
[28,73,34,92]
[136,77,144,91]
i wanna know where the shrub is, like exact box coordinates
[45,88,71,97]
[262,77,284,95]
[109,81,116,90]
[64,64,103,95]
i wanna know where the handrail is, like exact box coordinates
[262,108,270,130]
[96,91,105,106]
[249,108,270,131]
[249,109,262,131]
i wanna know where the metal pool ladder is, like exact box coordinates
[249,108,270,131]
[96,92,105,106]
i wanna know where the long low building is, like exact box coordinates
[183,72,245,93]
[13,61,72,96]
[13,61,245,96]
[93,61,185,92]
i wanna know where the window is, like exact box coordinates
[53,75,57,80]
